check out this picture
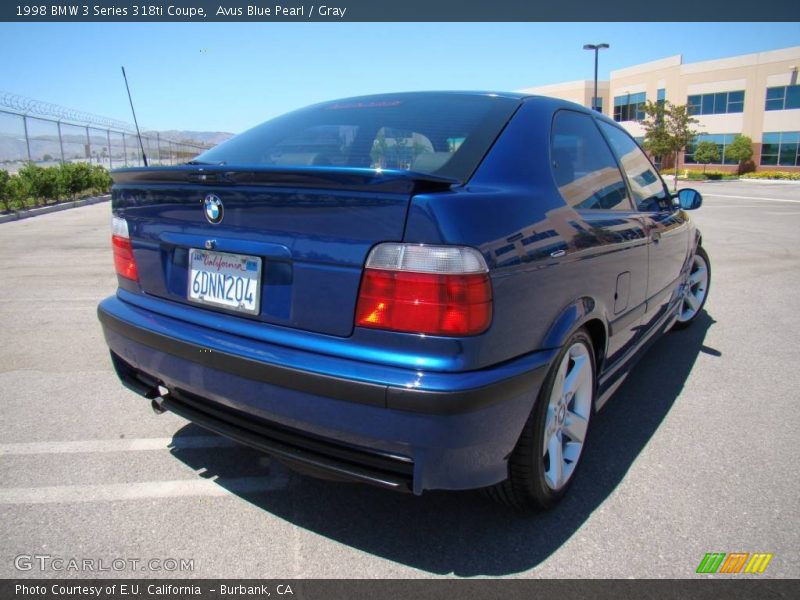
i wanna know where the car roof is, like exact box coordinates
[308,92,615,117]
[307,91,530,106]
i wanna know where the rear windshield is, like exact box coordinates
[194,94,520,182]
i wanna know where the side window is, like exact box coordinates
[550,111,631,211]
[598,121,670,212]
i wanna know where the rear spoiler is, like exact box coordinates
[111,165,460,195]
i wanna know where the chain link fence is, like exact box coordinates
[0,108,210,174]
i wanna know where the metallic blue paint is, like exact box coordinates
[98,92,702,493]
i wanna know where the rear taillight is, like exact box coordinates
[355,243,492,336]
[111,216,138,282]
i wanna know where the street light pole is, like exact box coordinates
[583,43,609,112]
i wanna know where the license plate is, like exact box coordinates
[188,248,262,315]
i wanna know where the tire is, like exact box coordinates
[672,245,711,330]
[487,329,596,510]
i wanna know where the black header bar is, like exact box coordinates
[1,0,797,22]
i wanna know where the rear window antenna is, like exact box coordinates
[121,66,148,167]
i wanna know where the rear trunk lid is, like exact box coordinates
[112,165,454,336]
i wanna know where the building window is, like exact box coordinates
[761,132,800,166]
[521,230,558,246]
[591,96,603,113]
[765,85,800,111]
[687,90,745,115]
[657,88,666,103]
[684,134,739,165]
[613,92,646,122]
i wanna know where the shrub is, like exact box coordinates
[741,171,800,180]
[6,176,30,210]
[60,162,94,199]
[90,164,113,193]
[42,167,66,202]
[0,169,9,212]
[15,163,38,205]
[1,162,114,211]
[679,169,737,181]
[17,163,47,206]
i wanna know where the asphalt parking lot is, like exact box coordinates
[0,180,798,579]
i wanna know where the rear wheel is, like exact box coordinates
[488,329,595,510]
[672,246,710,330]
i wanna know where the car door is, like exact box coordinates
[597,121,690,331]
[549,110,649,366]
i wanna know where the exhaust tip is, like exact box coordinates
[151,397,166,415]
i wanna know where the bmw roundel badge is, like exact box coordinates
[203,194,224,224]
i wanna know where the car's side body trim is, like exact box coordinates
[608,300,647,337]
[597,291,681,402]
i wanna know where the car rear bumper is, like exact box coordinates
[97,294,556,494]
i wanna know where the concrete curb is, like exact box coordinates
[663,176,800,185]
[0,195,110,224]
[736,178,800,185]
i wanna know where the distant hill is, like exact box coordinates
[150,130,235,147]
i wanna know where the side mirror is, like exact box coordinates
[674,188,703,210]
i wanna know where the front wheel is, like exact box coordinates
[487,329,595,510]
[673,246,711,330]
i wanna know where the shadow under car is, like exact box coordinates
[166,311,717,577]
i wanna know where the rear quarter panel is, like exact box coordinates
[404,97,648,370]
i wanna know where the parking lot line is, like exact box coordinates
[704,193,800,203]
[0,476,285,504]
[0,436,237,456]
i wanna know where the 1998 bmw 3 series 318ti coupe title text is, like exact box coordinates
[97,92,710,509]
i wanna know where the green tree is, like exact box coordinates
[725,135,754,174]
[641,100,700,191]
[640,101,672,160]
[693,140,720,173]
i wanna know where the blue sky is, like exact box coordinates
[1,22,799,133]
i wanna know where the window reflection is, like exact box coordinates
[597,121,669,212]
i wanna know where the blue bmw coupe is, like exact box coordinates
[98,92,710,509]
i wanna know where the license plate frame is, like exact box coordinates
[187,248,262,315]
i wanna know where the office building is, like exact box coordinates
[519,46,800,171]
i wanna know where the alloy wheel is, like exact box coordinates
[542,342,593,490]
[678,253,709,323]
